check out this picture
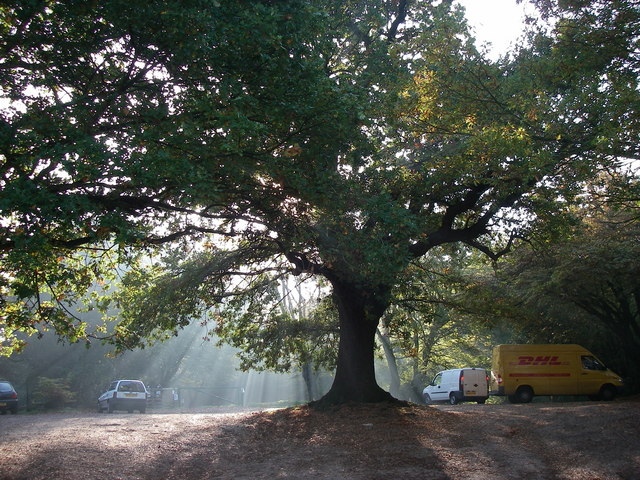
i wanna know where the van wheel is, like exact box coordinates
[477,399,486,404]
[449,393,459,405]
[423,394,432,405]
[599,385,616,401]
[515,386,534,404]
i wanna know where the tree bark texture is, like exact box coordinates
[312,280,396,407]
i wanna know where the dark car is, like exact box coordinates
[0,380,18,414]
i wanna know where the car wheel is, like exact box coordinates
[516,386,534,403]
[449,393,459,405]
[599,385,616,401]
[423,393,432,405]
[477,399,486,404]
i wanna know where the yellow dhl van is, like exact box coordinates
[490,344,624,403]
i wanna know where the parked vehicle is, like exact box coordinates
[0,380,18,414]
[423,368,489,405]
[97,379,148,413]
[490,344,624,403]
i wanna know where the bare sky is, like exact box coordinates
[457,0,531,58]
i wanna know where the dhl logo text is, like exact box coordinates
[509,356,569,366]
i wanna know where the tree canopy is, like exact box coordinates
[1,0,638,405]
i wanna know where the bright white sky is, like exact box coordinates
[457,0,532,58]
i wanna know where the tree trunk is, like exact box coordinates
[312,279,396,408]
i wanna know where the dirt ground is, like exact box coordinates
[0,398,639,480]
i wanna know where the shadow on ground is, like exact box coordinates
[2,399,639,479]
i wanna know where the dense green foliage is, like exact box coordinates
[31,375,76,410]
[1,0,638,404]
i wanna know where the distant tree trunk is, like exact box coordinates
[312,279,396,407]
[377,326,401,398]
[410,329,427,402]
[301,363,315,401]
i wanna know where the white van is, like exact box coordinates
[423,368,489,405]
[97,379,148,413]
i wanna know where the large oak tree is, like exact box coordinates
[1,0,638,405]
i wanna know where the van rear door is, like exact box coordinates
[461,368,488,397]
